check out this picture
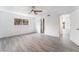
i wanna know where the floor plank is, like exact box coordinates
[0,33,79,52]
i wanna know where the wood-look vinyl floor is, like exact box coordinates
[0,33,79,52]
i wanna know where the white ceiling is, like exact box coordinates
[35,6,77,15]
[0,6,30,14]
[0,6,78,15]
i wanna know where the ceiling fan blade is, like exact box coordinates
[29,6,42,15]
[34,10,42,12]
[34,11,38,15]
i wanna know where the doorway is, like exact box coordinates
[40,18,45,33]
[59,14,70,40]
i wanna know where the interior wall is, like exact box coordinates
[0,11,36,38]
[70,8,79,46]
[45,14,59,37]
[35,16,41,33]
[35,14,59,37]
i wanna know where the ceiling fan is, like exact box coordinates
[29,6,42,15]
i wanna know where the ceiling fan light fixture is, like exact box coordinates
[29,6,42,15]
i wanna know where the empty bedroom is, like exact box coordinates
[0,6,79,52]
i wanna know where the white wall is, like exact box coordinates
[70,8,79,46]
[35,14,59,37]
[35,16,41,33]
[0,11,36,38]
[45,14,59,37]
[0,6,60,38]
